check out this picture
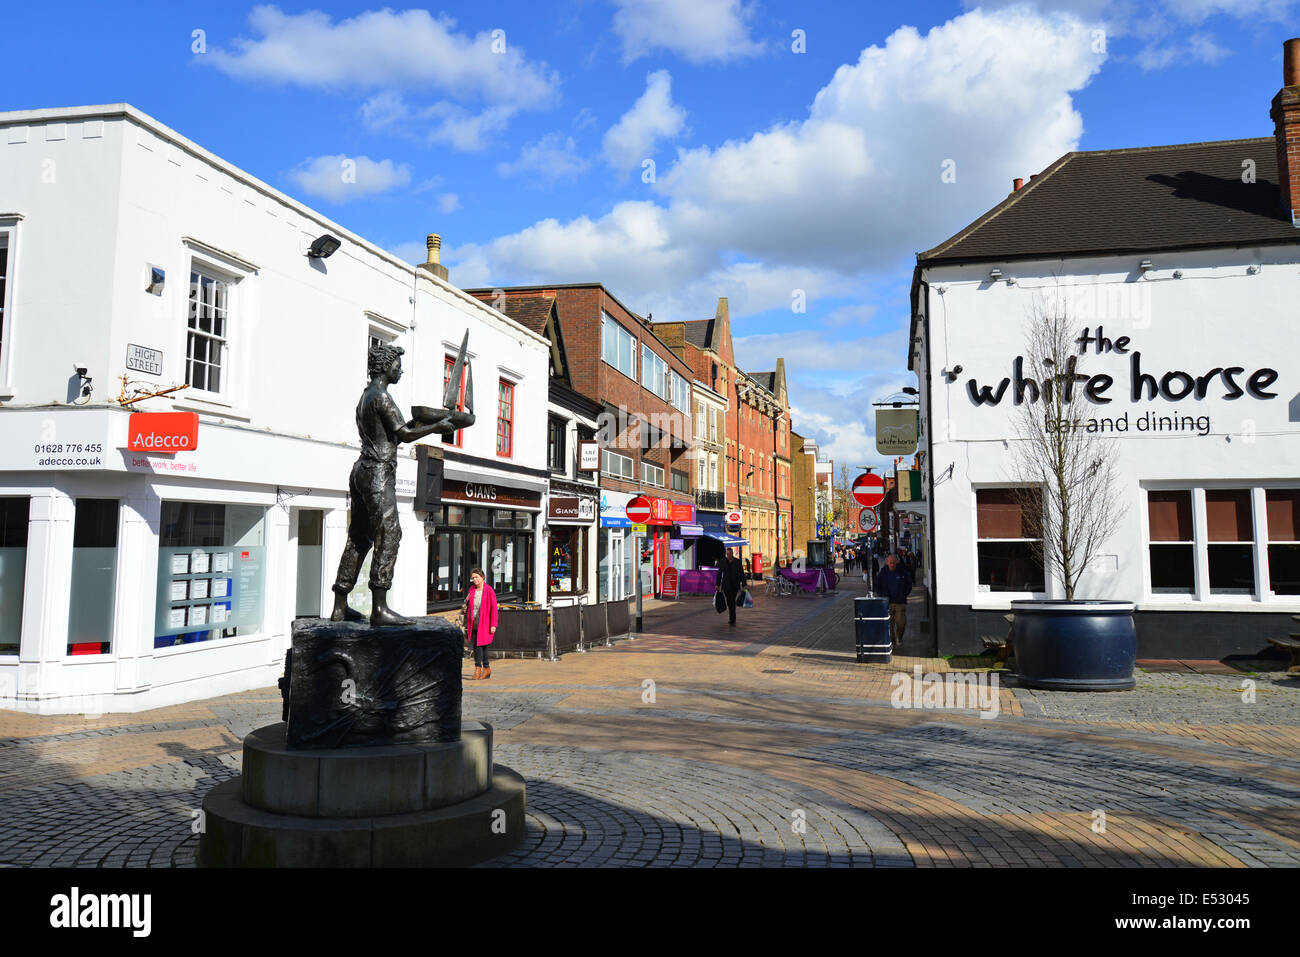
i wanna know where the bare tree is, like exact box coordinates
[1010,290,1126,600]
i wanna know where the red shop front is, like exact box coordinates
[639,496,674,596]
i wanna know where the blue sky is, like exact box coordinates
[2,0,1295,469]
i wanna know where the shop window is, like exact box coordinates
[548,416,567,473]
[975,488,1045,592]
[186,267,231,395]
[1206,489,1254,595]
[0,497,29,654]
[548,528,584,595]
[1147,490,1194,595]
[155,502,266,648]
[427,505,533,609]
[442,355,467,447]
[1267,489,1300,596]
[497,379,514,457]
[67,499,118,655]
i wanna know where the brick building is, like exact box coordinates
[468,283,696,600]
[657,298,794,574]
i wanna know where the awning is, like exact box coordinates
[703,530,748,547]
[677,523,704,537]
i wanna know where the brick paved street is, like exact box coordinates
[3,576,1299,867]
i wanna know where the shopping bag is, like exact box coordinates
[714,589,727,614]
[741,589,754,609]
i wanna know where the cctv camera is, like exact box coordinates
[952,365,963,375]
[75,366,88,377]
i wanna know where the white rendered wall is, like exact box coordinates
[920,245,1300,613]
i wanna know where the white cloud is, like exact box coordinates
[602,70,688,174]
[425,103,519,151]
[610,0,764,63]
[497,133,593,183]
[451,7,1105,299]
[207,6,558,107]
[1136,32,1231,70]
[288,154,411,203]
[436,193,461,213]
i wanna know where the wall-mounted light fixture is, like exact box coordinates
[942,365,963,383]
[1138,259,1153,273]
[1173,270,1184,279]
[308,234,341,259]
[1247,265,1260,275]
[988,268,1002,281]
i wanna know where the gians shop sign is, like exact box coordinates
[128,412,199,452]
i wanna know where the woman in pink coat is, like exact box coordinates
[464,567,498,680]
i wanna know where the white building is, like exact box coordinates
[0,104,549,714]
[909,46,1300,659]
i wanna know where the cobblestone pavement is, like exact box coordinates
[2,577,1299,867]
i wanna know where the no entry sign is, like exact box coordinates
[625,496,652,524]
[859,507,879,532]
[851,472,885,508]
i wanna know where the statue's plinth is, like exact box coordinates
[284,617,462,749]
[198,617,526,867]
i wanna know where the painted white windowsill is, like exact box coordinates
[153,631,273,657]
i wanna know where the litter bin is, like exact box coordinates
[854,596,891,663]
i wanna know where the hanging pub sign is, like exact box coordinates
[876,408,919,455]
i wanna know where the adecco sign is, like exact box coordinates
[128,412,199,452]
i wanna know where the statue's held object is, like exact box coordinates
[331,332,475,626]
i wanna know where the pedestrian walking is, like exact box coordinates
[874,553,913,651]
[716,547,746,626]
[464,567,498,680]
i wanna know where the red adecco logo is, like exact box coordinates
[128,412,199,452]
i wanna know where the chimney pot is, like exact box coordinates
[418,232,450,281]
[1013,177,1024,191]
[1285,37,1300,87]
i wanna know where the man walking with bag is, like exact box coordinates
[716,547,746,626]
[874,552,913,652]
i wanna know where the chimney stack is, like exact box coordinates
[418,232,450,281]
[1012,177,1024,192]
[1271,38,1300,226]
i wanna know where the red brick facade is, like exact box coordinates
[467,284,695,510]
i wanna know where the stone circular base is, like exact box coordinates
[242,721,493,817]
[199,765,526,868]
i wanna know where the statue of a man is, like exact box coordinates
[331,342,471,626]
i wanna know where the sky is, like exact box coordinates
[2,0,1296,471]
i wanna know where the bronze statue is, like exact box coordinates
[332,333,475,625]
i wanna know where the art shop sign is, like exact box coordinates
[442,479,542,509]
[964,326,1281,437]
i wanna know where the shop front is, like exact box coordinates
[597,490,636,603]
[545,489,597,606]
[0,406,378,714]
[671,500,701,572]
[425,477,542,611]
